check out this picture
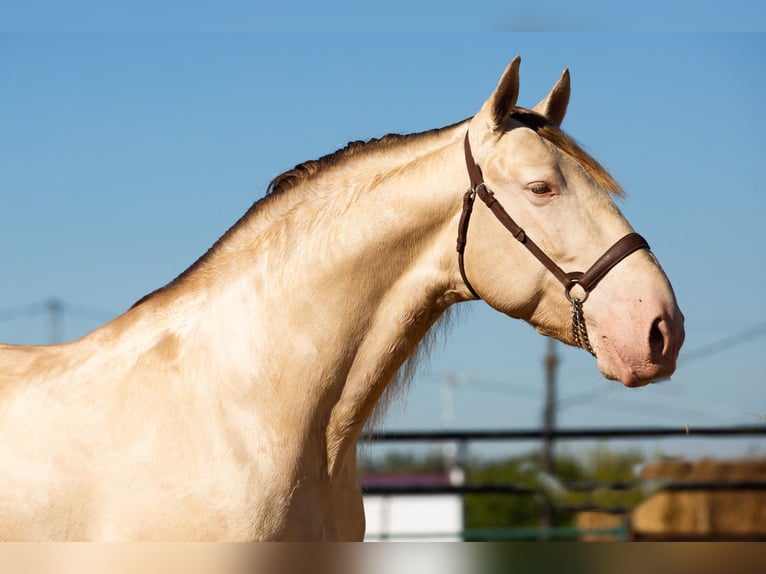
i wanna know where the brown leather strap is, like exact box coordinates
[464,132,484,190]
[463,134,575,290]
[575,232,649,293]
[459,133,650,299]
[474,182,575,290]
[456,189,480,298]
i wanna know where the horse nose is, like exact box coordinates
[648,310,685,367]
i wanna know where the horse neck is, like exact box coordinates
[125,123,468,474]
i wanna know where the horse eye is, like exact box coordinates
[529,183,551,195]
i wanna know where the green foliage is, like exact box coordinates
[463,452,541,528]
[360,443,648,530]
[465,445,647,529]
[466,444,646,529]
[358,448,449,474]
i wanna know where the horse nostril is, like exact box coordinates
[649,317,666,360]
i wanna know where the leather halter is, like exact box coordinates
[456,132,650,355]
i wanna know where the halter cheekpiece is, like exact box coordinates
[456,133,650,357]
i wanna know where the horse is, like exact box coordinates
[0,56,684,541]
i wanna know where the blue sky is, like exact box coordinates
[2,2,765,31]
[2,33,765,460]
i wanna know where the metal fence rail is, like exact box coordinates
[361,480,766,497]
[361,423,766,442]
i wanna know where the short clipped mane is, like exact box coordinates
[267,119,468,197]
[131,120,467,309]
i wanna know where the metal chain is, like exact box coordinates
[571,299,596,357]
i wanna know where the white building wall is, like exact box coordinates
[363,495,463,541]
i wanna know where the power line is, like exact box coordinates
[558,382,619,410]
[561,391,743,424]
[59,301,116,322]
[423,373,541,400]
[0,301,48,323]
[558,319,766,411]
[679,319,766,365]
[0,299,115,323]
[424,370,752,424]
[0,298,116,344]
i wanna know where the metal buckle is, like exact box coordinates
[564,280,589,304]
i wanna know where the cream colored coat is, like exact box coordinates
[0,57,684,540]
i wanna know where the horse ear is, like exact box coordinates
[478,56,521,131]
[533,68,570,127]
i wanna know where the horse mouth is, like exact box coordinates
[596,341,681,388]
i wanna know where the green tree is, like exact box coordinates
[464,445,646,530]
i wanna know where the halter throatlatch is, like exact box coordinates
[456,133,650,357]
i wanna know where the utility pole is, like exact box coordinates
[539,337,558,537]
[441,372,467,487]
[46,298,63,344]
[441,371,458,426]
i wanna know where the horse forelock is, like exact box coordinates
[510,108,624,197]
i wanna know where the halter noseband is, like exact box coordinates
[456,133,650,356]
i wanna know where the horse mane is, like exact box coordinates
[130,121,468,309]
[266,119,469,197]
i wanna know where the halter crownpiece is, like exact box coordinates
[456,133,650,357]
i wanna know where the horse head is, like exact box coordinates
[459,57,685,387]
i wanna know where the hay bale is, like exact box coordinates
[575,511,626,541]
[631,458,766,539]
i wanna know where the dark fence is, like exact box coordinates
[361,423,766,442]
